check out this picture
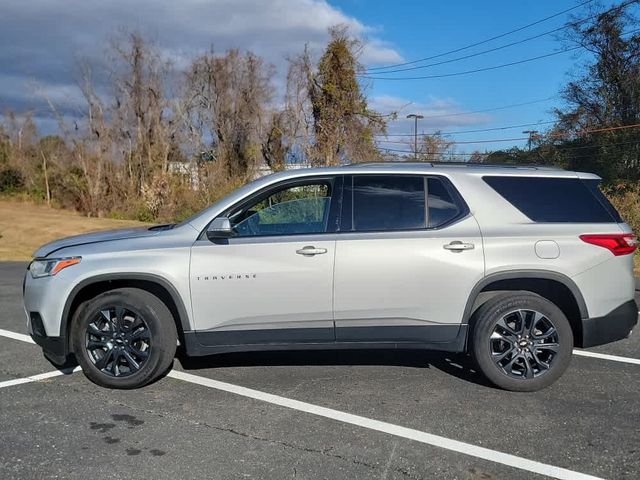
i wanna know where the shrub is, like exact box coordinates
[603,183,640,235]
[0,167,24,193]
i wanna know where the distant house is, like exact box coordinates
[168,161,199,189]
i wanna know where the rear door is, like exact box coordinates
[333,174,484,344]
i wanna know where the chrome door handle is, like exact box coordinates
[443,241,475,252]
[296,246,328,256]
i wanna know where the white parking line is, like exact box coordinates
[573,349,640,365]
[167,370,603,480]
[0,328,34,344]
[0,367,79,389]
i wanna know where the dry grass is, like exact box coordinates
[0,200,148,260]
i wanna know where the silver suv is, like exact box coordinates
[23,163,638,391]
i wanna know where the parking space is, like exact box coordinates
[1,262,638,479]
[0,336,62,382]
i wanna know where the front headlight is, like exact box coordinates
[29,257,81,279]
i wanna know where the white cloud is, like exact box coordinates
[0,0,403,117]
[371,94,491,131]
[369,94,492,154]
[360,39,403,66]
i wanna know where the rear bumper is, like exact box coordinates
[580,299,638,348]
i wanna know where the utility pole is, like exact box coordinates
[523,130,539,152]
[406,114,424,160]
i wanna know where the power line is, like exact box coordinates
[555,139,640,152]
[367,0,594,72]
[392,97,558,120]
[365,25,640,81]
[292,101,558,140]
[375,120,557,137]
[368,3,640,75]
[375,123,640,146]
[378,138,640,156]
[365,25,569,75]
[363,46,582,80]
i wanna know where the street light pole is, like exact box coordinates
[523,130,539,152]
[406,114,424,160]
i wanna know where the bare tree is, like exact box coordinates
[185,49,273,180]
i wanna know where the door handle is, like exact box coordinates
[296,246,328,256]
[443,241,475,252]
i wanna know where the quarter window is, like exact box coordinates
[352,176,426,231]
[427,177,461,228]
[483,176,617,223]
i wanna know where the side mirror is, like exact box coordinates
[206,217,233,241]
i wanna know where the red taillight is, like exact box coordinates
[579,233,638,256]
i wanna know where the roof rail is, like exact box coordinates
[342,161,562,170]
[342,161,433,167]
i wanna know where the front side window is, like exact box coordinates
[352,175,426,231]
[230,181,333,237]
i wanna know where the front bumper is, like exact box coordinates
[27,309,69,365]
[23,269,74,366]
[580,299,638,348]
[31,333,67,364]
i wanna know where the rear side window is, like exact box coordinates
[427,177,461,228]
[483,176,618,223]
[352,175,425,231]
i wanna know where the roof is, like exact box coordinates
[264,162,599,179]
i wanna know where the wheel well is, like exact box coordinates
[470,278,583,346]
[64,279,187,351]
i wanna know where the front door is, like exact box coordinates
[190,177,340,346]
[333,174,484,343]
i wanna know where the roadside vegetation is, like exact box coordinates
[0,2,638,269]
[0,199,145,260]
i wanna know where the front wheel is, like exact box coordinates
[470,292,573,392]
[71,288,177,389]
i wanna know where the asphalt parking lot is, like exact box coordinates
[1,262,638,480]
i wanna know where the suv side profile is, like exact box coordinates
[23,163,638,391]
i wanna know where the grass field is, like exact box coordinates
[0,200,147,260]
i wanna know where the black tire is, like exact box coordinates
[470,292,573,392]
[71,288,177,389]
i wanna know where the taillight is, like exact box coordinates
[579,233,638,256]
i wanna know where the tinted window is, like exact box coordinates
[427,177,461,227]
[231,182,332,236]
[483,176,616,223]
[582,179,623,222]
[352,176,425,231]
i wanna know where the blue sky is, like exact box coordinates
[332,0,622,153]
[0,0,629,156]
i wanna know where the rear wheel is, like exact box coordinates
[71,288,177,389]
[470,292,573,392]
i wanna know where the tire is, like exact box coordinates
[71,288,177,389]
[470,291,573,392]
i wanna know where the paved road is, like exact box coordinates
[1,262,639,479]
